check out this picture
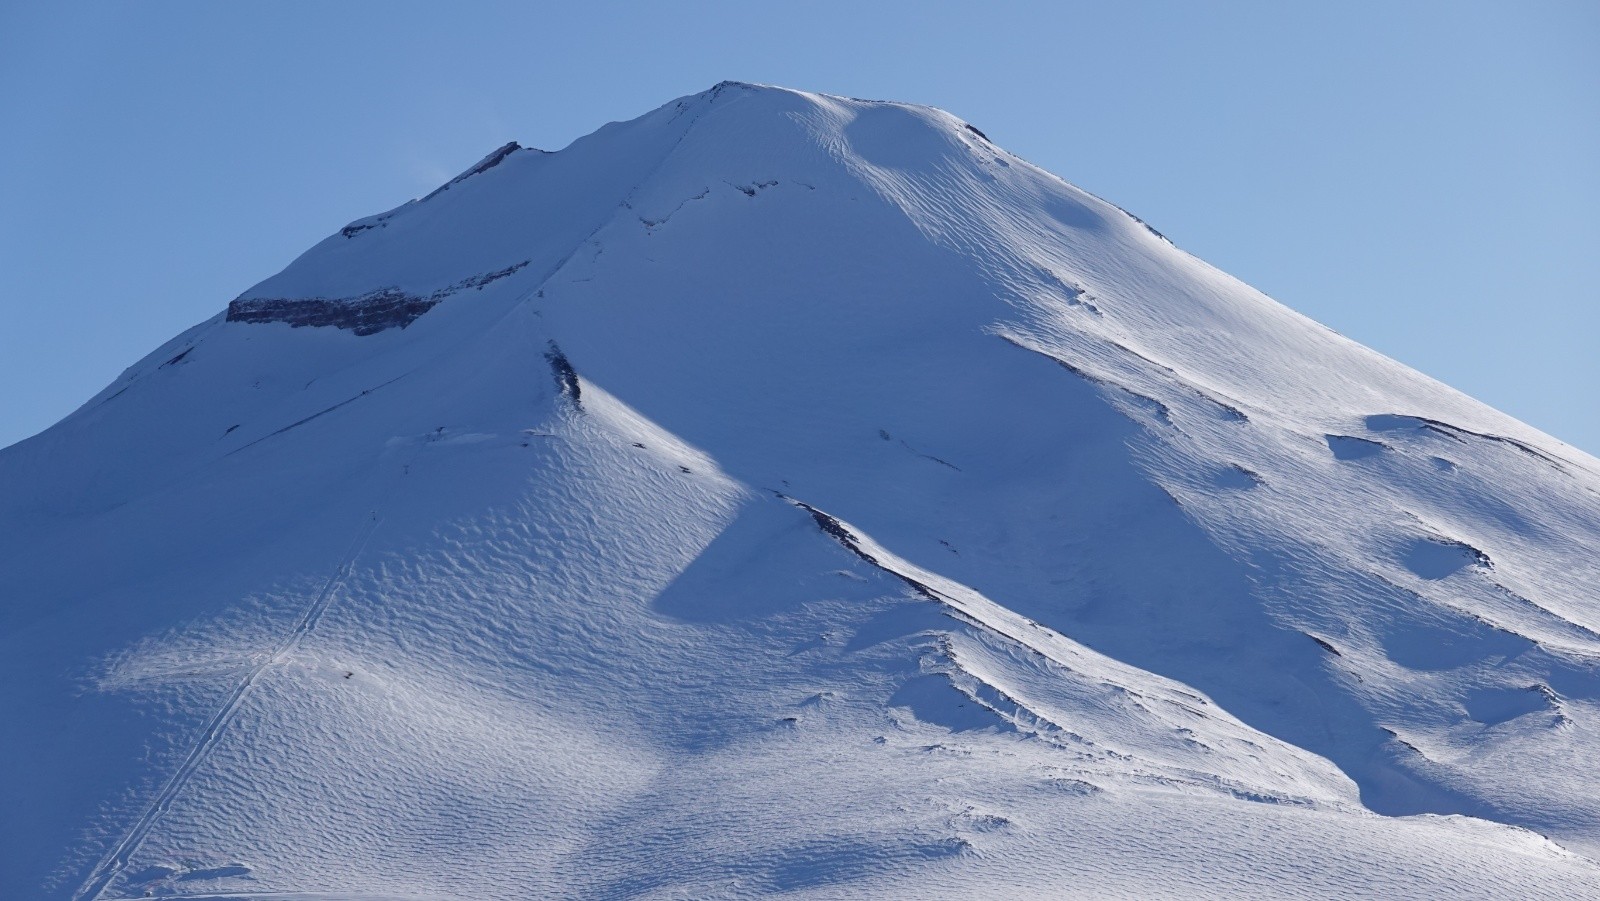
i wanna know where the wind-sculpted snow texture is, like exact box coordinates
[4,83,1600,899]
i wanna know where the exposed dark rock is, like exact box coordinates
[734,180,778,197]
[545,340,581,408]
[227,289,439,337]
[340,212,398,238]
[784,496,939,603]
[1305,633,1342,656]
[420,141,523,203]
[342,140,531,239]
[443,260,530,293]
[226,261,530,336]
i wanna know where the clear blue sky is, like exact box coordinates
[2,1,1595,453]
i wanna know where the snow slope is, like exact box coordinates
[3,82,1599,899]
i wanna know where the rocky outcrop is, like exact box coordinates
[225,261,530,336]
[226,289,438,336]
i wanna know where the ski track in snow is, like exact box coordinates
[71,450,416,901]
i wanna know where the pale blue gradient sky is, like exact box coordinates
[2,1,1595,452]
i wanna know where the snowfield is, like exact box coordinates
[3,82,1599,899]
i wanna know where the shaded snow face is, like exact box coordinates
[5,82,1600,899]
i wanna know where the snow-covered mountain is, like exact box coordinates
[5,82,1599,899]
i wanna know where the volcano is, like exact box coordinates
[5,82,1599,899]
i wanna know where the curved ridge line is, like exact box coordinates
[780,495,1073,673]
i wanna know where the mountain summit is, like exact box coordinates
[5,83,1599,899]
